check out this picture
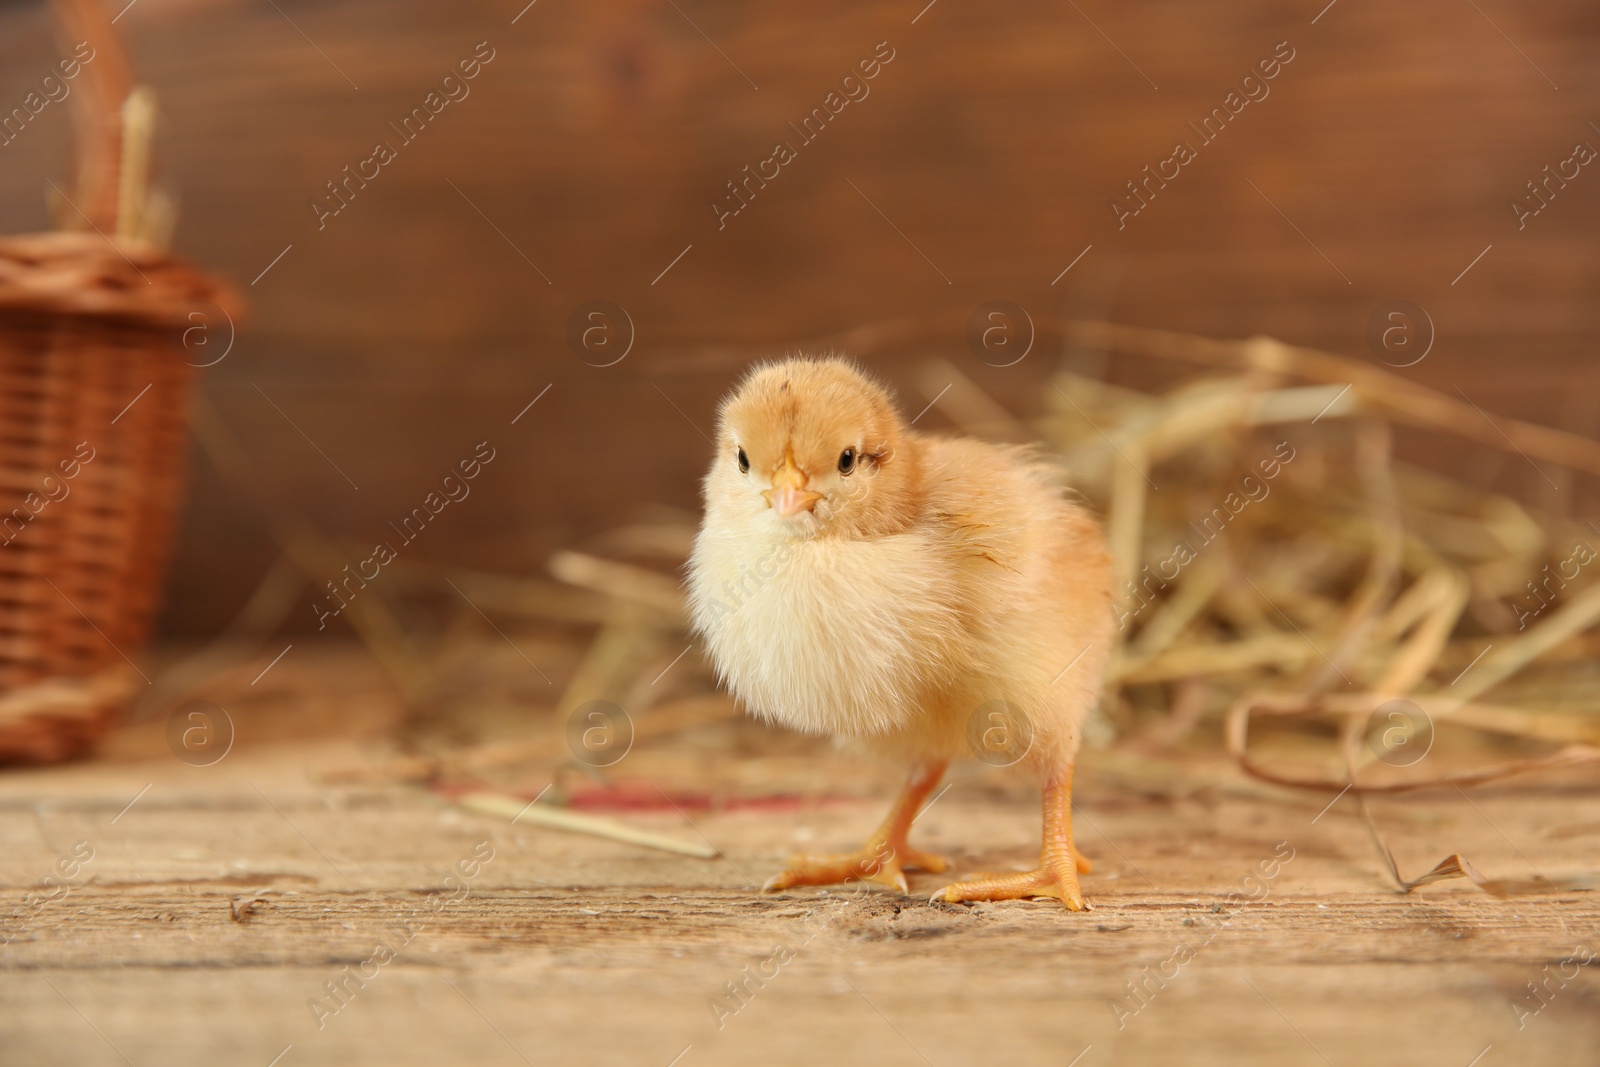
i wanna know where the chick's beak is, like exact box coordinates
[762,454,822,517]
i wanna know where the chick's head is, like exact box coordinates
[707,357,921,538]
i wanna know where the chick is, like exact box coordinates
[687,357,1113,908]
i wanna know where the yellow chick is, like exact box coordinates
[687,357,1113,908]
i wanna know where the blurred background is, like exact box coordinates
[3,0,1598,639]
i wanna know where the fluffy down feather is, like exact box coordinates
[687,356,1112,778]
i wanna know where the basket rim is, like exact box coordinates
[0,230,242,328]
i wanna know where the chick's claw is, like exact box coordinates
[762,839,948,895]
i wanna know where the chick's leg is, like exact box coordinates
[763,762,948,894]
[933,763,1089,910]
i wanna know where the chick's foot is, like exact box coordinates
[931,855,1088,910]
[932,765,1091,910]
[763,761,948,895]
[763,838,947,894]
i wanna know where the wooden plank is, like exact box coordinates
[2,639,1597,1064]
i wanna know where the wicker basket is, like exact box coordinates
[0,5,240,764]
[0,236,235,764]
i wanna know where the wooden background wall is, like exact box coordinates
[1,0,1597,635]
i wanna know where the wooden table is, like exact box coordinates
[2,644,1596,1066]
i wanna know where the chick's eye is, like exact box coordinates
[736,448,749,473]
[838,448,855,475]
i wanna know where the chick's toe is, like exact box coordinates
[762,838,948,895]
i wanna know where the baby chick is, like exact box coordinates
[687,357,1113,908]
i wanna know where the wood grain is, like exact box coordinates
[2,645,1598,1064]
